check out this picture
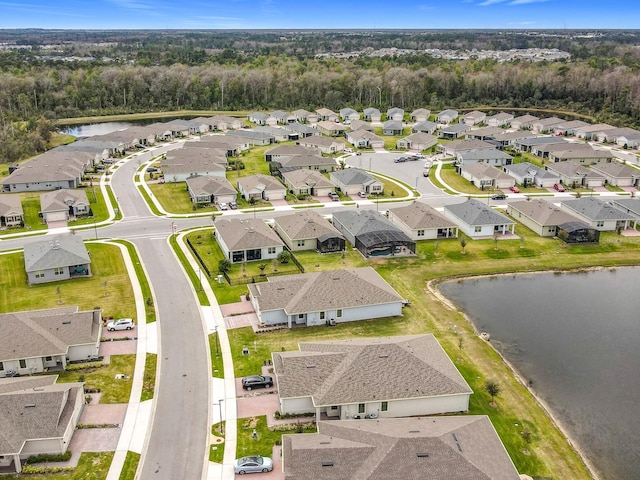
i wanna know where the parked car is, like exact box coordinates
[4,370,19,377]
[408,155,419,161]
[554,183,565,192]
[328,192,340,201]
[107,318,135,331]
[423,170,430,177]
[229,201,238,210]
[242,375,273,390]
[393,157,407,163]
[424,161,432,169]
[358,191,368,198]
[147,167,158,173]
[509,186,520,193]
[491,193,507,200]
[234,456,274,475]
[344,148,354,153]
[218,202,229,211]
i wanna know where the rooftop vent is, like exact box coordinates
[321,462,334,467]
[25,403,36,408]
[62,321,71,325]
[416,453,429,458]
[306,364,316,368]
[409,430,420,433]
[378,354,389,358]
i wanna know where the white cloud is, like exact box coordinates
[509,0,551,4]
[478,0,508,6]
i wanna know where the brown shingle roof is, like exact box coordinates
[215,218,284,251]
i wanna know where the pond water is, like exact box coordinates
[61,121,135,137]
[438,268,640,480]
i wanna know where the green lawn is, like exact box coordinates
[118,451,141,480]
[236,416,316,461]
[209,333,224,378]
[19,452,113,480]
[141,353,157,401]
[58,355,135,404]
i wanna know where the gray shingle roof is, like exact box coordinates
[215,218,284,251]
[282,169,336,189]
[266,145,316,157]
[389,202,457,230]
[274,210,343,241]
[186,176,236,197]
[0,306,100,362]
[509,199,580,226]
[0,194,23,217]
[611,198,640,218]
[24,234,91,273]
[330,168,375,186]
[283,416,520,480]
[237,174,285,194]
[590,162,640,178]
[40,189,89,214]
[561,197,635,221]
[248,267,403,315]
[274,335,472,406]
[279,155,337,169]
[445,199,514,226]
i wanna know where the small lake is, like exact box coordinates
[438,268,640,480]
[61,122,135,137]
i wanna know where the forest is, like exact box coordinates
[2,29,640,163]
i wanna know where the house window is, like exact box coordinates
[45,356,52,361]
[417,230,425,237]
[596,221,604,228]
[337,309,342,318]
[268,247,277,254]
[320,311,325,320]
[19,359,26,368]
[371,185,381,192]
[54,267,64,276]
[474,226,482,233]
[35,271,45,279]
[297,240,305,247]
[358,404,365,413]
[330,405,338,410]
[0,361,3,370]
[298,314,304,319]
[381,401,388,412]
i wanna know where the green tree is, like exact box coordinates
[485,380,501,407]
[277,250,291,264]
[218,259,231,273]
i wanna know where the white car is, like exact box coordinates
[234,456,273,475]
[218,203,228,211]
[106,318,135,331]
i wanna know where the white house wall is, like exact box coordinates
[281,396,315,415]
[339,394,469,420]
[67,343,100,362]
[28,268,71,285]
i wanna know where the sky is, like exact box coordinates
[0,0,636,30]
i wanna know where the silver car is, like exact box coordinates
[106,318,135,331]
[234,455,273,475]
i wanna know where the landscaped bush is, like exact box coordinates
[65,361,104,371]
[26,451,72,464]
[274,411,314,420]
[22,465,75,474]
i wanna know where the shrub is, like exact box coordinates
[26,451,72,464]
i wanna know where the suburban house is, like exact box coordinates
[590,162,640,187]
[283,122,318,138]
[410,108,430,122]
[214,218,284,263]
[574,123,616,140]
[436,109,458,124]
[207,115,243,131]
[485,112,514,127]
[363,107,381,123]
[276,154,338,173]
[315,108,338,122]
[330,168,384,196]
[455,148,513,167]
[292,109,313,123]
[55,138,120,162]
[345,129,385,149]
[0,306,102,376]
[185,176,237,206]
[513,136,567,154]
[545,162,605,188]
[264,144,316,162]
[297,136,346,154]
[282,416,520,480]
[0,150,93,193]
[553,120,590,136]
[614,129,640,149]
[272,335,472,419]
[396,132,437,151]
[281,169,337,197]
[167,118,209,135]
[349,119,373,132]
[412,121,437,134]
[382,120,403,136]
[503,162,559,188]
[270,110,296,125]
[332,210,416,257]
[592,126,640,144]
[439,139,495,157]
[611,198,640,221]
[237,174,286,201]
[188,134,250,154]
[247,267,405,328]
[272,210,345,253]
[226,129,275,146]
[444,199,516,238]
[507,199,582,237]
[339,108,360,122]
[560,197,634,231]
[388,202,458,240]
[510,114,539,130]
[254,125,292,142]
[546,144,614,164]
[457,163,515,190]
[532,117,565,133]
[386,107,404,121]
[465,126,503,141]
[0,194,24,227]
[161,150,227,182]
[40,189,90,225]
[24,234,91,284]
[489,131,537,148]
[461,110,486,125]
[439,123,471,140]
[248,112,276,126]
[0,376,85,474]
[315,120,348,137]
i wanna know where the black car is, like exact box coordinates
[242,375,273,390]
[491,193,507,200]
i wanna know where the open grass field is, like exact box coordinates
[18,452,114,480]
[206,221,640,480]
